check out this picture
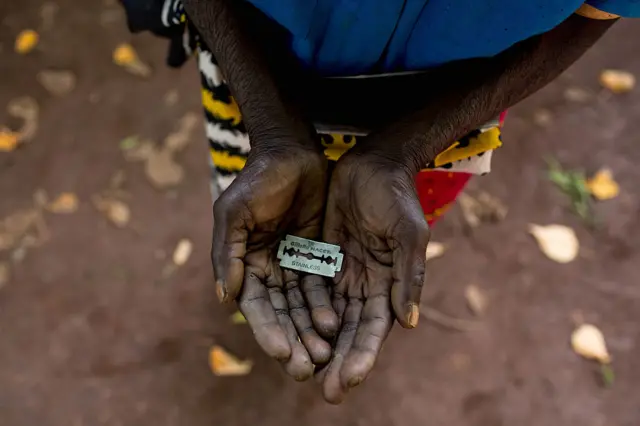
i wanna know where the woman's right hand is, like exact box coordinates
[212,144,339,380]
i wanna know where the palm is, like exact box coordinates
[319,154,430,403]
[212,149,338,380]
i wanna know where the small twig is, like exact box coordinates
[419,304,478,332]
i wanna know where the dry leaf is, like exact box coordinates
[465,284,487,316]
[571,324,611,364]
[8,97,39,142]
[209,346,253,376]
[47,192,79,214]
[164,90,179,106]
[449,353,471,372]
[112,43,151,77]
[419,304,478,332]
[0,128,20,152]
[600,69,635,94]
[108,170,127,192]
[529,224,579,263]
[458,192,507,228]
[563,87,591,103]
[426,242,446,261]
[37,70,76,97]
[586,168,619,201]
[172,239,193,266]
[164,113,199,152]
[230,311,247,324]
[533,108,552,127]
[0,208,48,251]
[40,2,59,30]
[33,189,48,208]
[15,30,39,54]
[123,139,154,161]
[0,262,9,289]
[145,149,184,188]
[94,197,130,227]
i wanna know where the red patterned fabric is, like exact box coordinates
[415,171,472,225]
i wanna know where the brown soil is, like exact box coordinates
[1,2,639,425]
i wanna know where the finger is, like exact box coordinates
[238,271,291,361]
[313,291,347,384]
[212,189,248,302]
[389,202,430,329]
[285,275,332,365]
[301,275,339,339]
[340,294,393,389]
[314,363,329,384]
[269,286,314,381]
[322,299,362,405]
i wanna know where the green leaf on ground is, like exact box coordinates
[601,363,615,388]
[547,159,593,223]
[119,135,140,151]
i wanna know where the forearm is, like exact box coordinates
[360,13,616,174]
[182,0,314,149]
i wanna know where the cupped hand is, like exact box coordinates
[212,145,339,380]
[319,151,430,403]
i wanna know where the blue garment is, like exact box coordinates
[246,0,640,75]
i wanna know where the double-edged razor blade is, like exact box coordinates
[277,235,343,278]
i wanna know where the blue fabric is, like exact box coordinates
[588,0,640,16]
[246,0,640,75]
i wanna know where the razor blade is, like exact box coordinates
[276,235,343,278]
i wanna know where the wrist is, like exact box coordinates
[348,134,427,176]
[338,144,416,182]
[354,105,465,176]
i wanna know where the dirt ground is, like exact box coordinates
[1,2,640,425]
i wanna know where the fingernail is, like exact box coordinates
[406,303,419,328]
[348,376,363,388]
[216,279,227,302]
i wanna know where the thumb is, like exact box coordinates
[389,204,430,329]
[211,189,248,303]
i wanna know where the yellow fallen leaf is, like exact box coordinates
[113,43,151,77]
[426,242,446,261]
[113,43,137,65]
[529,224,579,263]
[464,284,487,316]
[0,129,20,152]
[15,29,39,54]
[47,192,79,214]
[209,345,253,376]
[172,238,193,266]
[586,168,619,200]
[600,69,635,94]
[571,324,611,364]
[230,311,247,324]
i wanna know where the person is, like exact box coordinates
[120,0,637,403]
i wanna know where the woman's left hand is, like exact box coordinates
[318,150,431,404]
